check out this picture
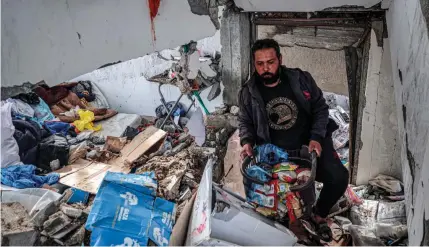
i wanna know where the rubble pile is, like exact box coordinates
[1,202,37,246]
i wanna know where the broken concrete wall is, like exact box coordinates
[1,0,217,87]
[71,33,223,116]
[356,30,401,185]
[234,0,386,12]
[221,8,251,105]
[386,0,429,245]
[258,25,353,96]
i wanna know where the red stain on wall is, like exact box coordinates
[148,0,161,41]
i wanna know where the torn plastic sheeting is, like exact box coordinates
[350,199,406,228]
[349,225,385,246]
[350,199,379,228]
[1,188,62,226]
[1,102,21,168]
[375,222,408,239]
[368,174,403,194]
[376,200,406,224]
[186,107,205,146]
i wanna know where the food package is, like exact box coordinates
[252,182,275,195]
[296,168,312,185]
[255,207,277,217]
[272,162,299,172]
[285,192,303,222]
[248,190,277,210]
[246,166,271,183]
[273,170,297,183]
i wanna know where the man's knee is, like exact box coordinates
[334,166,349,189]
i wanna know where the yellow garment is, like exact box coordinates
[73,109,102,132]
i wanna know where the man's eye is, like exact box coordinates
[268,60,274,64]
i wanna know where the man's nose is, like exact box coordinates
[264,64,269,71]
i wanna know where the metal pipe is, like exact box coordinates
[159,93,184,129]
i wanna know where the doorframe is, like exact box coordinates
[249,11,384,184]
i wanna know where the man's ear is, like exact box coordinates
[279,54,283,65]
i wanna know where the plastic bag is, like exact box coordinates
[1,188,62,227]
[1,102,21,167]
[368,174,403,194]
[30,97,55,126]
[6,98,35,117]
[332,124,349,150]
[255,144,289,165]
[73,109,102,132]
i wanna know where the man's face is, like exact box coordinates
[254,48,282,84]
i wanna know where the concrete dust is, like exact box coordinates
[1,202,34,233]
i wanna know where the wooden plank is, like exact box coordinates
[124,128,167,164]
[121,126,160,157]
[55,159,92,178]
[59,161,131,194]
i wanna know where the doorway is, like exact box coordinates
[250,10,385,183]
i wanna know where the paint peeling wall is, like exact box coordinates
[356,30,401,185]
[1,0,216,87]
[386,0,429,245]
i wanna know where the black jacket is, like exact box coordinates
[238,66,337,147]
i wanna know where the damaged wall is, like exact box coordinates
[72,34,224,116]
[386,0,429,245]
[234,0,386,12]
[1,0,217,87]
[356,30,401,185]
[258,25,351,95]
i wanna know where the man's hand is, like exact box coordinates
[309,140,322,157]
[241,144,253,160]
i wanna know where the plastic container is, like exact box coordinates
[241,147,317,215]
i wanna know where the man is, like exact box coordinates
[238,39,349,239]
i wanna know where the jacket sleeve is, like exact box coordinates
[238,87,256,146]
[304,72,329,143]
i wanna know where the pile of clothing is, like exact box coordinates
[0,80,118,189]
[243,144,313,224]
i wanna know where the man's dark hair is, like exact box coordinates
[251,39,281,58]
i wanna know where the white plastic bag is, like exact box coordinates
[6,98,35,117]
[1,102,21,167]
[1,188,62,226]
[186,108,205,146]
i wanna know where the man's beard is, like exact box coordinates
[256,70,280,85]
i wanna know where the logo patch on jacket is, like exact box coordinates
[303,91,311,100]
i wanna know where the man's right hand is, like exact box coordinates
[241,144,253,160]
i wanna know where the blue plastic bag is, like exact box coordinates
[86,172,176,246]
[85,182,154,236]
[30,98,55,127]
[255,144,289,165]
[90,228,148,247]
[148,198,176,246]
[246,166,271,183]
[103,171,157,196]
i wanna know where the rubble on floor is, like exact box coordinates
[1,202,38,246]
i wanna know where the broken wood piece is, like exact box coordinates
[55,159,131,194]
[121,126,167,165]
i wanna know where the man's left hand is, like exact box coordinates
[309,140,322,157]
